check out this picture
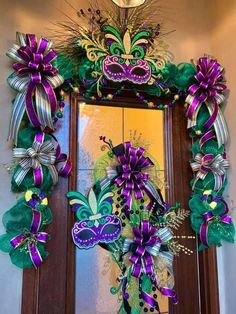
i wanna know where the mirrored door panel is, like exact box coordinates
[75,103,167,314]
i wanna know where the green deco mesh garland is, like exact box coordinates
[0,33,71,269]
[185,56,235,249]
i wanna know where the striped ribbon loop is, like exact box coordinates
[190,153,229,191]
[13,131,71,187]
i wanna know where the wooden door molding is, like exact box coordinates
[22,93,219,314]
[165,103,219,314]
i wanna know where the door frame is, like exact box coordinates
[21,92,219,314]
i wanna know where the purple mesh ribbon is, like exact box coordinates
[10,210,48,268]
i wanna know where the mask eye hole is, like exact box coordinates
[102,224,120,235]
[107,64,125,74]
[131,67,147,77]
[78,230,95,240]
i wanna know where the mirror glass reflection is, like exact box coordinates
[75,103,168,314]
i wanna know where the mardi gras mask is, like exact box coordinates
[102,26,151,84]
[67,187,122,249]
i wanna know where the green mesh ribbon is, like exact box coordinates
[0,233,48,269]
[191,138,224,157]
[0,188,50,268]
[189,190,235,250]
[3,188,52,230]
[187,72,234,248]
[160,62,196,91]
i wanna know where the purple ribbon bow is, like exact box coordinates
[113,142,154,216]
[10,210,48,268]
[186,56,228,147]
[200,195,232,246]
[129,221,160,278]
[7,33,64,142]
[122,221,177,311]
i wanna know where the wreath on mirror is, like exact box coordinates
[0,0,234,313]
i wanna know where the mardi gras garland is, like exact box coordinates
[0,33,72,268]
[0,0,234,312]
[53,1,234,250]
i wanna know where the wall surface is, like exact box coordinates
[0,1,234,313]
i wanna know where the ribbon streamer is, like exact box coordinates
[13,131,71,187]
[190,153,229,191]
[122,221,176,309]
[186,57,228,147]
[7,32,64,142]
[10,210,48,268]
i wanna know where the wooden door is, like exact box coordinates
[21,93,219,314]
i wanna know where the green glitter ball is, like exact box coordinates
[56,112,63,118]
